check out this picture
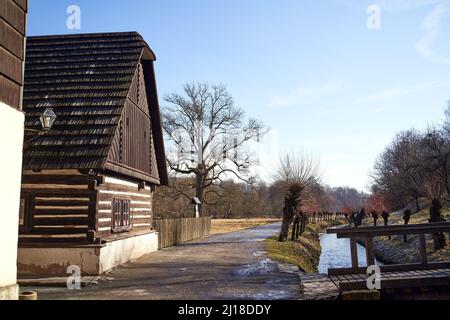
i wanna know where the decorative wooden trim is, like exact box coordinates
[105,161,160,185]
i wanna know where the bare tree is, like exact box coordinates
[419,128,450,201]
[272,151,322,242]
[372,130,424,211]
[371,122,450,250]
[162,82,266,215]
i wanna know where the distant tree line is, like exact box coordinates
[153,176,365,219]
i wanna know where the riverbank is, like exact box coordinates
[265,224,321,272]
[370,206,450,264]
[265,220,347,273]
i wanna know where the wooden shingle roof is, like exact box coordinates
[23,32,168,184]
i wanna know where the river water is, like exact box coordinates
[318,233,382,274]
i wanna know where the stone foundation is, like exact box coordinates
[18,231,158,276]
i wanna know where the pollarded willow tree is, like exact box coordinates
[161,82,266,215]
[272,151,322,242]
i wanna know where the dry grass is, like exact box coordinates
[210,218,281,235]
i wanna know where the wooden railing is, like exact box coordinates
[327,222,450,275]
[152,216,211,249]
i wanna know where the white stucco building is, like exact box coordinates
[0,0,28,300]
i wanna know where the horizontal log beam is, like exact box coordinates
[19,238,88,244]
[328,262,450,275]
[339,276,450,291]
[22,174,103,185]
[33,217,90,226]
[328,222,450,238]
[22,188,95,196]
[34,209,90,216]
[28,227,89,235]
[34,199,95,207]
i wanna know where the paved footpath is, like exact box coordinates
[26,223,301,300]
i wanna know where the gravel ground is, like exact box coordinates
[23,223,301,300]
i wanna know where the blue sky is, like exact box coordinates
[28,0,450,191]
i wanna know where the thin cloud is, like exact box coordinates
[316,108,334,117]
[269,82,343,108]
[355,78,450,104]
[333,0,442,12]
[415,1,450,64]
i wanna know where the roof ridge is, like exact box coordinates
[28,31,143,40]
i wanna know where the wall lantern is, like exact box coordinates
[24,108,57,147]
[39,108,57,131]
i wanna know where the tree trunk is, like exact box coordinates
[414,192,420,212]
[279,206,295,242]
[429,198,447,250]
[278,184,303,242]
[195,170,206,216]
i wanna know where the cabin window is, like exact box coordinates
[18,193,32,231]
[112,199,131,232]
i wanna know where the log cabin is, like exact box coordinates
[0,0,27,299]
[17,32,168,275]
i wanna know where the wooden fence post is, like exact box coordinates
[350,237,359,271]
[419,233,428,265]
[365,236,375,266]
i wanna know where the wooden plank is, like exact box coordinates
[22,174,101,185]
[365,236,375,266]
[0,18,24,58]
[328,222,450,233]
[33,217,90,226]
[328,222,450,238]
[0,46,22,84]
[19,238,88,244]
[418,233,428,265]
[0,74,20,107]
[34,208,90,216]
[29,227,89,235]
[34,199,95,207]
[339,275,450,291]
[12,0,27,12]
[21,188,94,196]
[328,263,450,275]
[350,237,358,270]
[0,0,26,35]
[105,161,160,185]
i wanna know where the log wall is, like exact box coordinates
[96,175,153,240]
[20,170,97,244]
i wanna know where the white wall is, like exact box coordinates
[0,102,24,299]
[99,232,158,273]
